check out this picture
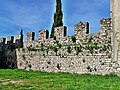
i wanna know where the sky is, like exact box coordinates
[0,0,110,40]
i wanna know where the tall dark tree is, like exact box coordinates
[50,0,63,38]
[19,29,23,48]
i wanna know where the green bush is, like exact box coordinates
[28,47,38,51]
[67,46,71,53]
[53,36,56,40]
[53,47,58,53]
[75,45,82,55]
[88,37,93,44]
[47,46,58,55]
[71,36,76,43]
[58,44,62,48]
[41,43,44,51]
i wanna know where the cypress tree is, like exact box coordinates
[50,0,63,38]
[20,29,23,48]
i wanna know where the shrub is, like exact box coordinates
[102,45,107,51]
[75,45,82,55]
[48,45,54,49]
[41,43,44,51]
[88,37,93,44]
[53,36,56,40]
[28,47,38,51]
[58,44,62,48]
[67,46,71,53]
[46,47,49,54]
[53,47,58,53]
[93,43,98,49]
[87,45,93,54]
[56,41,59,45]
[47,46,58,55]
[71,36,76,43]
[17,47,20,51]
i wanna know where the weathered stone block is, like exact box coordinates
[7,36,14,44]
[100,18,112,32]
[39,30,49,41]
[54,26,67,41]
[26,32,35,42]
[0,38,6,46]
[74,22,89,39]
[15,34,23,48]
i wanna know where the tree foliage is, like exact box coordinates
[50,0,63,38]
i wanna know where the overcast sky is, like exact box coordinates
[0,0,110,40]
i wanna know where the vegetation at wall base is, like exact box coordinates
[71,35,76,43]
[0,69,120,90]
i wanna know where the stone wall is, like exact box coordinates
[1,0,120,75]
[74,22,89,39]
[0,17,119,75]
[17,49,117,75]
[7,36,14,44]
[26,32,35,42]
[0,38,6,46]
[16,30,119,75]
[39,30,49,41]
[54,26,67,42]
[100,18,112,32]
[23,19,111,48]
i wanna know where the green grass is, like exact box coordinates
[0,69,120,90]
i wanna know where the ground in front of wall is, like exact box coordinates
[0,69,120,90]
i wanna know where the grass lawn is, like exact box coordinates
[0,69,120,90]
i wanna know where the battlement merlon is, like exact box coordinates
[26,32,35,42]
[15,34,23,48]
[74,22,89,39]
[54,26,67,41]
[39,30,49,41]
[7,36,14,44]
[100,18,112,33]
[0,38,6,46]
[74,22,89,33]
[16,34,23,42]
